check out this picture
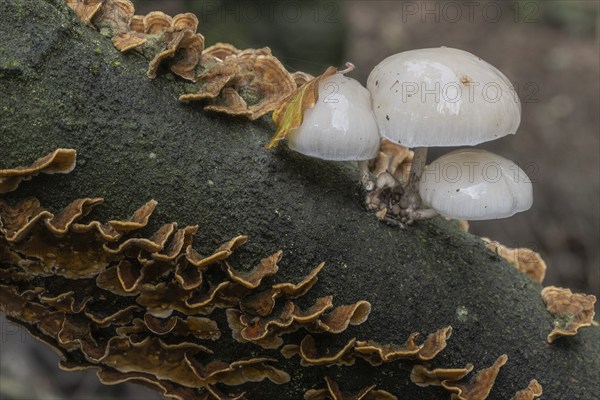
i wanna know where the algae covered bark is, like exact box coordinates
[0,0,598,399]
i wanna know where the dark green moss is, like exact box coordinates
[0,1,598,399]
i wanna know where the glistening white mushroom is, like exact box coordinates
[287,72,381,189]
[419,149,533,220]
[366,47,521,221]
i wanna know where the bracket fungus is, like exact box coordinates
[514,379,543,400]
[3,0,600,398]
[482,238,546,283]
[441,354,509,400]
[419,149,533,221]
[0,148,76,194]
[304,377,397,400]
[410,364,474,387]
[366,47,522,224]
[0,149,377,399]
[541,286,596,343]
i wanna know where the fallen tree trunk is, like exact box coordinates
[0,0,598,399]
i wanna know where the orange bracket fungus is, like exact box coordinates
[541,286,596,343]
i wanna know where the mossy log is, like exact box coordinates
[0,0,598,399]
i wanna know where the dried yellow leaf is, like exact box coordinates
[266,63,354,149]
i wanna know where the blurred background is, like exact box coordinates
[1,1,598,398]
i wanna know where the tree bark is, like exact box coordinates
[0,0,598,399]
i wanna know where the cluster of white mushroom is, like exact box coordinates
[285,47,532,224]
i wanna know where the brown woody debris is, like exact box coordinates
[482,238,547,283]
[541,286,596,343]
[0,148,76,194]
[410,364,474,387]
[442,354,508,400]
[304,377,397,400]
[514,379,543,400]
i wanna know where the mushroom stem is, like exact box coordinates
[357,160,374,191]
[410,208,439,221]
[401,146,428,210]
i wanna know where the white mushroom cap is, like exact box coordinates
[287,74,380,161]
[367,47,521,147]
[419,149,532,220]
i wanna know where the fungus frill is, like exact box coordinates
[410,364,474,387]
[482,238,546,284]
[441,354,508,400]
[65,0,103,26]
[304,377,397,400]
[281,335,357,367]
[182,48,297,120]
[3,149,383,398]
[0,148,76,194]
[541,286,596,343]
[514,379,543,400]
[281,325,453,369]
[226,297,371,350]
